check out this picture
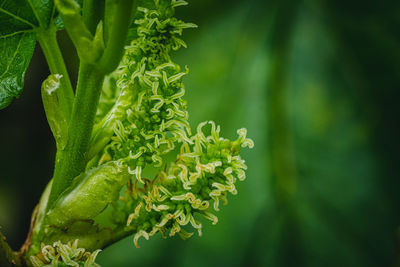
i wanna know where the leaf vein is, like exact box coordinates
[26,0,42,28]
[0,7,36,28]
[0,32,27,80]
[0,29,33,39]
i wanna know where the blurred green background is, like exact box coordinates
[1,0,400,266]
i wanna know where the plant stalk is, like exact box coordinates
[46,0,135,210]
[40,0,136,242]
[98,0,135,73]
[55,0,104,63]
[0,230,22,267]
[83,0,105,34]
[47,63,105,208]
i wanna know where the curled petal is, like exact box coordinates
[202,211,218,225]
[128,166,144,184]
[134,230,149,248]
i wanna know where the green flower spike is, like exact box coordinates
[90,0,198,176]
[112,121,253,248]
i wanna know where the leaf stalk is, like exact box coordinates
[36,26,75,122]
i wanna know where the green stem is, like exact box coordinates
[42,0,135,236]
[83,0,105,34]
[43,0,135,216]
[55,0,104,63]
[98,0,135,73]
[36,26,74,122]
[47,63,105,208]
[0,230,22,267]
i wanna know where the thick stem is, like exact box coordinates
[0,230,22,267]
[47,63,105,208]
[38,0,134,246]
[98,0,135,73]
[36,27,74,122]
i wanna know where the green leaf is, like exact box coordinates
[0,0,38,35]
[0,0,55,31]
[0,32,36,109]
[0,0,55,108]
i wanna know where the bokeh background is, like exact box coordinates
[1,0,400,266]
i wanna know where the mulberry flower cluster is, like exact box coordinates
[93,0,197,179]
[112,121,253,247]
[30,240,100,267]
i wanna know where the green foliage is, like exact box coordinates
[26,0,55,28]
[0,32,35,109]
[0,0,39,31]
[0,0,55,109]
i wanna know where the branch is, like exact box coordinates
[47,63,105,209]
[37,25,75,122]
[55,0,104,63]
[97,0,135,73]
[0,229,22,267]
[83,0,105,34]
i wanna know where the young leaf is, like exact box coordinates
[0,32,36,109]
